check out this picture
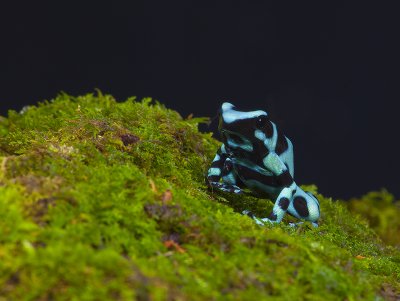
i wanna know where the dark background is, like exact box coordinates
[1,2,399,200]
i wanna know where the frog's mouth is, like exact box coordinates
[219,129,230,142]
[220,129,241,142]
[218,113,224,133]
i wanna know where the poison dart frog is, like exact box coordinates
[206,102,320,227]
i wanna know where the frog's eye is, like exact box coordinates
[256,115,268,128]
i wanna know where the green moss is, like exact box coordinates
[347,190,400,248]
[0,92,399,300]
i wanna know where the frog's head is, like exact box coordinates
[218,102,270,152]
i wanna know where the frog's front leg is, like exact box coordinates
[205,145,243,194]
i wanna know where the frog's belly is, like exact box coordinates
[242,178,282,198]
[233,162,283,198]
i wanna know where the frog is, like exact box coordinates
[205,102,320,227]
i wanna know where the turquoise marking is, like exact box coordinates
[208,168,221,176]
[279,137,294,177]
[221,102,267,124]
[212,154,221,162]
[227,138,253,152]
[220,144,227,154]
[232,158,274,176]
[263,153,287,175]
[222,172,236,185]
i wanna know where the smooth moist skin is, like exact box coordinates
[206,102,320,227]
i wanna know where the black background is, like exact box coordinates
[1,2,399,199]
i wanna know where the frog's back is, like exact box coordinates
[275,128,294,178]
[236,132,294,198]
[223,124,294,198]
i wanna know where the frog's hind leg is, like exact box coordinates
[253,184,295,225]
[254,183,320,227]
[287,188,320,227]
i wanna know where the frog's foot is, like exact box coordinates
[209,182,243,194]
[242,210,279,226]
[254,217,278,226]
[288,222,319,228]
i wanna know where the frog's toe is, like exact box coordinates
[230,185,243,194]
[209,182,242,194]
[253,217,267,226]
[230,188,243,194]
[242,211,274,226]
[242,210,253,217]
[254,217,276,226]
[288,222,318,228]
[220,184,242,194]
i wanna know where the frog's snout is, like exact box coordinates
[221,102,235,112]
[219,102,235,131]
[220,102,238,125]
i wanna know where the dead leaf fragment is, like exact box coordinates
[120,133,140,146]
[161,189,173,203]
[163,240,186,253]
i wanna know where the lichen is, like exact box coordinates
[0,92,399,300]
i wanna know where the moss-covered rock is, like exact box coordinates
[0,92,399,300]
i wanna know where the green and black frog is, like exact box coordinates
[206,102,320,227]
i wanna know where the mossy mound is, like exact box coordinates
[0,93,399,300]
[347,190,400,248]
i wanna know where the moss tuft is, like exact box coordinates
[0,92,399,300]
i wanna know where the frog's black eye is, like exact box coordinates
[256,115,268,128]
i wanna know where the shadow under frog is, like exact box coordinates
[206,102,320,227]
